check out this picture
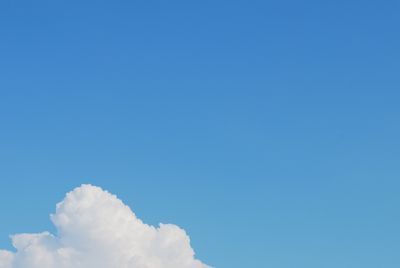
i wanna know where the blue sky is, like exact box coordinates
[0,0,400,267]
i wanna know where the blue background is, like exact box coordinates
[0,0,400,267]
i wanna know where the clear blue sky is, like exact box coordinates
[0,0,399,267]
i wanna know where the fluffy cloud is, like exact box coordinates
[0,185,211,268]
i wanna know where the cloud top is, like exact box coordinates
[0,184,211,268]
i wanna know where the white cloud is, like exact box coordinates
[0,185,211,268]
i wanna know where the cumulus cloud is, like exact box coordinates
[0,185,211,268]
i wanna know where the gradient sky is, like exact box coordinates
[0,1,400,267]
